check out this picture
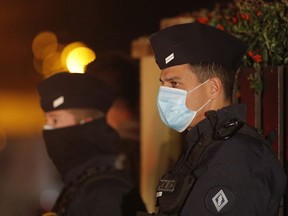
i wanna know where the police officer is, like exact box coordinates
[140,22,287,215]
[37,72,146,216]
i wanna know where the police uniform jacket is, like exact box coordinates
[156,104,286,216]
[48,118,146,216]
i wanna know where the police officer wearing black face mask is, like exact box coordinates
[137,22,287,216]
[37,72,146,216]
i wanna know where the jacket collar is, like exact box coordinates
[185,104,247,145]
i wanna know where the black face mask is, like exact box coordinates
[42,118,120,175]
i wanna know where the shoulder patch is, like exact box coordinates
[205,186,235,214]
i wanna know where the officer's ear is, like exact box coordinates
[208,77,222,99]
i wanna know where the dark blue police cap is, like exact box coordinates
[37,72,116,112]
[149,22,247,71]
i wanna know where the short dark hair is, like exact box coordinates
[189,63,235,101]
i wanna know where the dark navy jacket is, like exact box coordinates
[47,118,147,216]
[157,104,286,216]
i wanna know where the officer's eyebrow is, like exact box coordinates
[46,112,59,118]
[159,76,182,83]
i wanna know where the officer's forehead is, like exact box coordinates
[159,64,196,81]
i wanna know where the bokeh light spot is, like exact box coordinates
[42,52,63,78]
[60,42,86,70]
[66,47,96,73]
[32,31,58,60]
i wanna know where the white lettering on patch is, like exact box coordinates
[156,191,163,197]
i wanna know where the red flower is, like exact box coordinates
[197,17,209,24]
[232,17,237,23]
[248,51,262,62]
[216,24,224,30]
[240,14,250,21]
[256,11,261,16]
[252,54,262,62]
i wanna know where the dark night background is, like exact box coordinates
[0,0,229,90]
[1,1,233,215]
[1,1,286,216]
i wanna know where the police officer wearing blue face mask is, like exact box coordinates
[138,22,287,216]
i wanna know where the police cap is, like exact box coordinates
[37,72,116,112]
[149,22,247,71]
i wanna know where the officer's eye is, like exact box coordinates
[171,81,179,88]
[51,118,58,126]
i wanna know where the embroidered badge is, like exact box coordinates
[157,179,177,192]
[205,186,235,214]
[212,189,228,212]
[165,53,174,64]
[156,191,163,197]
[53,96,64,108]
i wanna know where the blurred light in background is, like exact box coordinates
[60,42,86,70]
[0,91,45,136]
[32,32,96,76]
[32,31,58,61]
[66,46,96,73]
[42,50,64,77]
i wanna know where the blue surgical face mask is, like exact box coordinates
[157,80,211,132]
